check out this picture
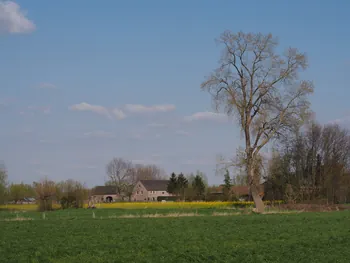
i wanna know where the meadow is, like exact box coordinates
[0,206,350,263]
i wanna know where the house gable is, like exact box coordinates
[132,180,172,201]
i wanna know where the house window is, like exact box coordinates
[137,191,139,195]
[162,192,164,194]
[153,197,155,201]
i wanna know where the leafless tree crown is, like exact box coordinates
[201,31,314,158]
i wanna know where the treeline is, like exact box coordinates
[0,176,89,211]
[264,123,350,204]
[166,171,207,201]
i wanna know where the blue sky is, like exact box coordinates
[1,0,350,186]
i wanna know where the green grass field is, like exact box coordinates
[1,209,350,263]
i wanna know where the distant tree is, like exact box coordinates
[223,169,232,201]
[34,178,56,211]
[0,164,8,204]
[56,179,88,209]
[177,173,188,200]
[8,183,35,203]
[132,164,167,180]
[192,175,206,200]
[186,172,196,185]
[195,170,209,187]
[106,158,134,200]
[167,173,178,195]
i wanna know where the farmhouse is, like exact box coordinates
[91,186,120,203]
[209,184,265,201]
[132,180,172,202]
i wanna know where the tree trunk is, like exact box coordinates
[250,184,264,213]
[248,163,265,213]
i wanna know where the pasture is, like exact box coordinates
[0,206,350,263]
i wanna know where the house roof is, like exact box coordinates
[92,186,117,195]
[139,180,169,191]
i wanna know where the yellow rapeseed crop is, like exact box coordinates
[0,200,282,210]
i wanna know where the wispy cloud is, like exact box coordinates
[0,1,36,34]
[69,102,111,118]
[175,130,190,136]
[69,102,125,120]
[21,105,51,115]
[124,104,175,114]
[184,111,227,122]
[112,108,126,120]
[83,130,115,138]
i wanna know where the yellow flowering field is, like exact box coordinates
[0,201,282,210]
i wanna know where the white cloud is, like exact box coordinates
[175,130,190,136]
[0,1,36,34]
[83,130,115,138]
[124,104,175,113]
[37,83,56,89]
[69,103,126,120]
[184,111,227,122]
[112,108,126,120]
[69,102,111,118]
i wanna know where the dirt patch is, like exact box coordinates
[212,212,241,216]
[116,213,203,218]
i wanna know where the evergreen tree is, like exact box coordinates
[192,175,206,200]
[177,173,188,200]
[167,173,178,194]
[223,169,232,201]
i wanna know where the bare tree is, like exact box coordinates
[34,178,56,211]
[132,164,167,180]
[0,163,8,204]
[201,31,313,212]
[106,158,133,200]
